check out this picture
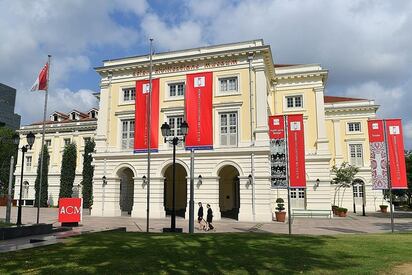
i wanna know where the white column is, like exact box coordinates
[95,81,110,152]
[332,119,343,165]
[150,177,166,219]
[93,177,121,216]
[253,68,269,147]
[238,176,253,221]
[314,87,329,155]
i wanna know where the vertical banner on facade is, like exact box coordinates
[368,120,388,189]
[269,115,287,188]
[134,78,159,153]
[287,114,306,188]
[185,72,213,150]
[385,119,407,189]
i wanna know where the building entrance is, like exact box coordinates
[163,163,187,218]
[117,167,134,216]
[219,165,240,220]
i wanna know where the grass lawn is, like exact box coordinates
[1,232,412,274]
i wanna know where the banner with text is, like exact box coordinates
[185,72,213,150]
[58,198,82,223]
[287,114,306,188]
[368,120,389,189]
[269,115,287,188]
[385,119,407,189]
[134,78,160,153]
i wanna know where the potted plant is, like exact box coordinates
[275,198,286,222]
[332,205,339,215]
[379,205,388,213]
[338,207,348,217]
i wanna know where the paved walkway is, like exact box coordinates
[2,206,412,235]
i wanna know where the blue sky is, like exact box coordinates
[0,0,411,147]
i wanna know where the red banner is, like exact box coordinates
[385,119,407,189]
[368,120,388,189]
[185,72,213,150]
[287,114,306,188]
[269,115,285,139]
[134,79,159,153]
[58,198,82,223]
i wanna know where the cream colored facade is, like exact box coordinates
[15,39,384,220]
[14,110,97,206]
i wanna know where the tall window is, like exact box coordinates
[349,144,363,167]
[220,112,237,146]
[286,95,303,108]
[123,88,136,102]
[121,120,135,149]
[169,82,185,97]
[26,156,32,171]
[219,77,238,92]
[168,116,184,136]
[348,122,361,132]
[64,138,71,145]
[45,139,52,147]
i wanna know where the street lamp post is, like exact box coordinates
[16,132,35,226]
[161,120,188,233]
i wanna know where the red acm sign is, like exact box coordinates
[58,198,82,223]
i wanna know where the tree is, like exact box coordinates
[82,139,95,208]
[406,151,412,207]
[59,142,77,199]
[34,145,49,207]
[331,162,359,206]
[0,127,18,196]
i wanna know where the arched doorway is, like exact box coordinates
[218,165,240,220]
[117,167,135,216]
[353,179,365,214]
[163,163,187,218]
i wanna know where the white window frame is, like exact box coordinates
[348,143,364,167]
[64,138,71,146]
[284,95,304,109]
[166,115,185,148]
[119,86,136,105]
[347,122,362,134]
[120,119,135,150]
[45,139,52,148]
[215,74,240,96]
[161,108,185,150]
[25,156,32,172]
[219,111,238,147]
[165,80,185,101]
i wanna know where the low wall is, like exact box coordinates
[0,223,53,240]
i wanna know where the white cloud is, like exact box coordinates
[140,13,204,51]
[15,88,99,124]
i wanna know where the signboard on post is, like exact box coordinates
[287,114,306,188]
[269,115,287,188]
[58,198,82,224]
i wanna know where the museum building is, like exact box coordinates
[14,39,383,221]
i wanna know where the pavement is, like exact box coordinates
[1,206,412,252]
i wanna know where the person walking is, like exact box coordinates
[197,202,205,230]
[206,204,214,231]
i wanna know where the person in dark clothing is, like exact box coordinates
[197,202,205,230]
[206,204,214,231]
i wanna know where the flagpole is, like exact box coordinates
[146,39,153,233]
[285,115,292,235]
[383,119,395,233]
[36,54,51,224]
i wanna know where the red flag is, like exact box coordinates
[134,79,160,153]
[31,63,49,91]
[287,114,306,188]
[185,72,213,150]
[385,119,407,189]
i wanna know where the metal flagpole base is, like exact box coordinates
[162,228,183,233]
